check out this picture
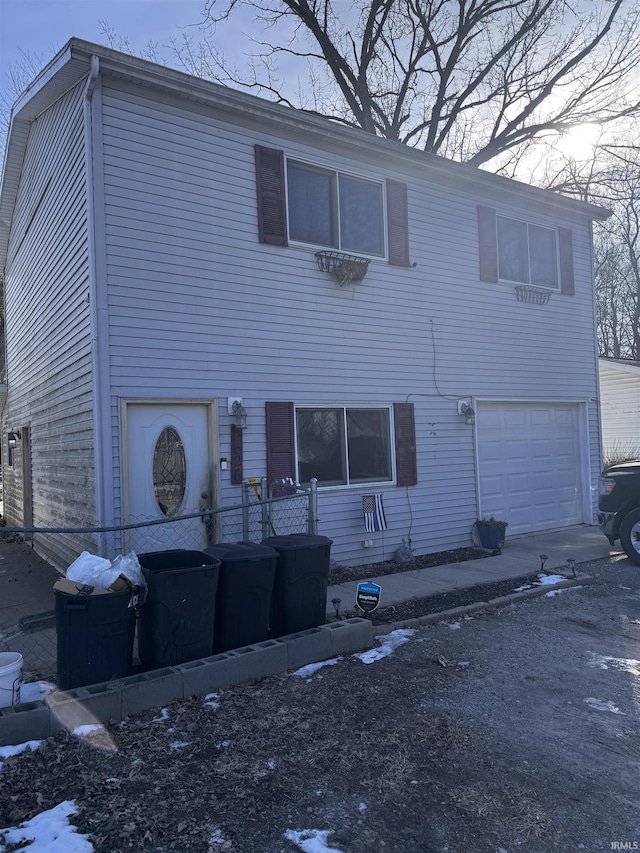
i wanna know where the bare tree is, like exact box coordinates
[154,0,640,170]
[587,150,640,359]
[0,48,48,142]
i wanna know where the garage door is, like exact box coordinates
[477,402,583,535]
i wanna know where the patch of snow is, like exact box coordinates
[71,724,103,737]
[545,586,583,598]
[205,692,220,709]
[354,629,415,664]
[619,585,632,591]
[457,661,470,667]
[513,583,532,592]
[0,740,42,771]
[587,652,640,678]
[584,697,625,714]
[209,828,225,844]
[284,828,343,852]
[19,682,55,703]
[293,658,342,677]
[152,708,170,722]
[536,573,567,585]
[169,741,190,749]
[358,802,367,811]
[0,800,93,851]
[267,758,276,770]
[447,622,461,630]
[217,740,232,748]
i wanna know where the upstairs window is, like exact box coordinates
[478,206,574,295]
[287,161,385,257]
[255,146,410,266]
[497,216,559,289]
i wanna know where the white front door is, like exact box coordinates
[477,402,583,535]
[124,402,214,555]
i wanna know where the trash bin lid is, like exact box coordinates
[138,550,220,572]
[262,534,333,551]
[203,542,278,563]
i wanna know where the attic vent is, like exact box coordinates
[515,285,552,305]
[315,251,370,286]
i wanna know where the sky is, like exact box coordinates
[0,0,211,87]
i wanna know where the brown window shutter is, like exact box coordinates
[477,205,498,282]
[266,401,295,485]
[255,145,288,246]
[559,227,574,296]
[386,179,410,267]
[393,402,417,487]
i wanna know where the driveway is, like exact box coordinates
[1,553,639,852]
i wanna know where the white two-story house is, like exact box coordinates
[0,39,609,571]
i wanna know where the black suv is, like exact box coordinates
[598,460,640,565]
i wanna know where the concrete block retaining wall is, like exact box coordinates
[0,618,374,746]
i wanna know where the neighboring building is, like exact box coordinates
[599,358,640,463]
[0,39,610,571]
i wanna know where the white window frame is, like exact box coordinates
[497,215,560,290]
[285,158,387,260]
[294,405,396,489]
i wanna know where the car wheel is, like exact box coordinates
[619,508,640,566]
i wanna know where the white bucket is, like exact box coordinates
[0,652,23,707]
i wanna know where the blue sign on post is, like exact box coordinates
[356,581,381,613]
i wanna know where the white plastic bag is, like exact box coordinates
[65,550,147,595]
[110,552,147,593]
[66,551,117,588]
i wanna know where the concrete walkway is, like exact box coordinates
[326,524,615,617]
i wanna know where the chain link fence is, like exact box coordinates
[0,479,319,681]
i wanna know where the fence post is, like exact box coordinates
[308,478,318,535]
[260,477,270,541]
[242,481,251,541]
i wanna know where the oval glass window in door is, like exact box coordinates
[153,426,186,516]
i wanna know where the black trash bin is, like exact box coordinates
[137,550,220,669]
[203,542,278,653]
[55,585,137,690]
[262,534,333,637]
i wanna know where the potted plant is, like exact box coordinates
[475,517,508,550]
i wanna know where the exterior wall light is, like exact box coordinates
[7,430,21,448]
[457,400,476,426]
[228,398,248,430]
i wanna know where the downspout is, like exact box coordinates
[590,218,604,522]
[83,56,109,555]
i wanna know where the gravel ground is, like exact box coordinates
[1,554,639,852]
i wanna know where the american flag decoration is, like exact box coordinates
[362,494,387,533]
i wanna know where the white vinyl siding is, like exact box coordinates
[599,362,640,458]
[93,78,602,563]
[2,82,95,570]
[0,69,598,568]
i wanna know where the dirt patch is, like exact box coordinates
[369,572,541,624]
[329,546,493,585]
